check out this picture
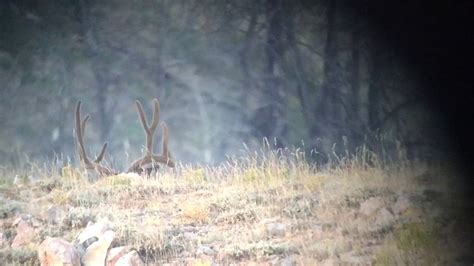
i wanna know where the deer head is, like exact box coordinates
[74,98,175,178]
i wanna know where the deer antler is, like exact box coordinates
[127,98,175,174]
[75,101,115,177]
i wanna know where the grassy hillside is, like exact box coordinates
[0,148,472,265]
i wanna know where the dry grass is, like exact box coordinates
[0,146,471,265]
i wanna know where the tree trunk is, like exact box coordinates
[252,0,288,147]
[368,46,381,132]
[317,0,337,121]
[75,0,111,143]
[349,17,362,144]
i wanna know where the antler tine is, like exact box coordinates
[135,100,149,131]
[127,98,174,174]
[156,122,175,167]
[75,101,91,165]
[79,112,108,164]
[75,100,115,177]
[135,99,161,155]
[94,142,108,163]
[161,122,169,158]
[136,100,152,155]
[81,114,90,137]
[78,114,90,162]
[150,99,160,132]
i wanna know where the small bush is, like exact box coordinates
[182,202,209,224]
[50,188,70,205]
[61,166,82,180]
[182,168,207,183]
[0,247,39,265]
[394,222,439,250]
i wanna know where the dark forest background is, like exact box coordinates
[0,0,473,174]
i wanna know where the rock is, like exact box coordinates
[38,237,81,266]
[258,218,287,237]
[393,195,412,215]
[181,251,193,257]
[0,232,6,248]
[44,205,70,224]
[75,236,99,258]
[359,197,384,217]
[279,255,296,266]
[12,215,23,226]
[265,222,287,236]
[76,220,111,244]
[375,208,395,228]
[82,230,115,266]
[183,232,196,240]
[107,246,145,266]
[181,225,198,233]
[107,247,129,263]
[112,250,144,266]
[11,218,35,248]
[197,245,217,256]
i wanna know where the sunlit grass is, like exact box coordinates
[0,143,468,265]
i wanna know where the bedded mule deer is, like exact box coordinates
[74,98,174,178]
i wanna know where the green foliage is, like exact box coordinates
[65,207,96,228]
[0,247,39,266]
[70,191,101,208]
[0,199,24,219]
[393,222,439,250]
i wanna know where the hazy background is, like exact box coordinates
[0,0,458,169]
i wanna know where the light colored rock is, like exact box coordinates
[11,218,35,248]
[0,232,6,248]
[265,222,287,236]
[181,225,197,233]
[107,247,129,265]
[82,230,115,266]
[106,246,139,266]
[38,237,81,266]
[183,232,196,240]
[75,236,98,258]
[197,245,217,256]
[393,195,412,214]
[76,219,111,244]
[359,197,384,217]
[375,207,395,227]
[279,255,296,266]
[181,251,193,257]
[108,249,144,266]
[12,215,23,226]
